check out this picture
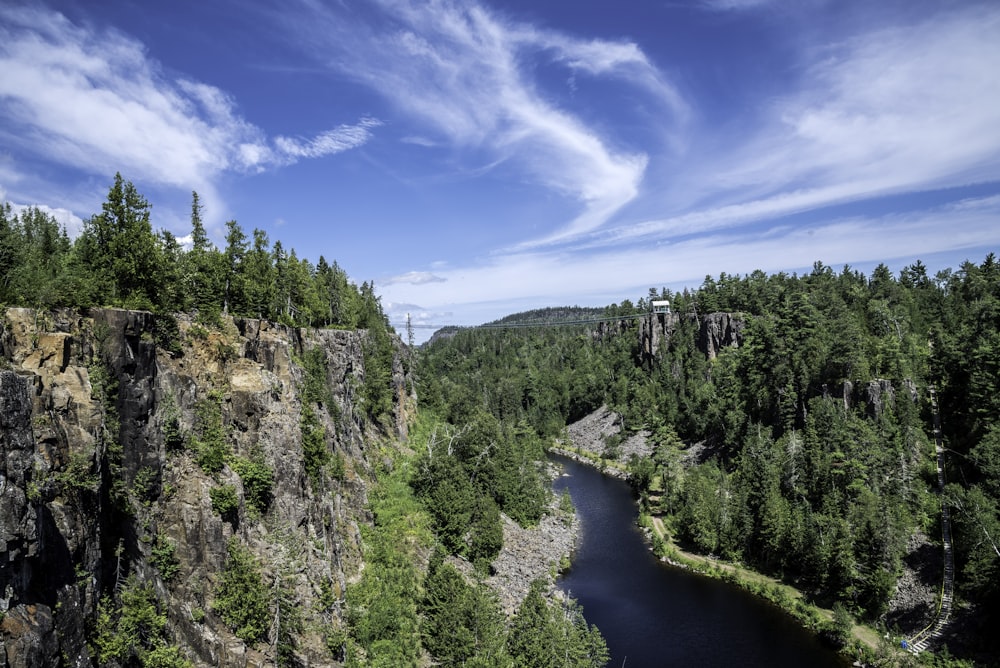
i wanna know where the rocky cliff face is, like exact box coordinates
[598,311,746,364]
[0,308,411,667]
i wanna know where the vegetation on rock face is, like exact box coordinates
[95,576,191,667]
[1,175,408,667]
[214,538,270,644]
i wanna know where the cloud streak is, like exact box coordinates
[379,194,1000,325]
[0,6,377,193]
[688,6,1000,213]
[546,4,1000,254]
[280,0,683,246]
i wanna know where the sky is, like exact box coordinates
[2,0,999,341]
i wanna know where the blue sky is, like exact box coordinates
[2,0,999,339]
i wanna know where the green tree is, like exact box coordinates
[94,575,191,666]
[214,538,270,643]
[222,219,248,315]
[85,173,160,307]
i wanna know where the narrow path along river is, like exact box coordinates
[551,454,848,667]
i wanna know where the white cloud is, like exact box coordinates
[571,4,1000,256]
[7,202,85,238]
[280,0,681,246]
[383,271,447,286]
[700,0,776,11]
[275,118,383,160]
[379,195,1000,320]
[0,6,378,195]
[689,6,1000,214]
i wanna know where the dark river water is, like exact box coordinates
[551,454,848,668]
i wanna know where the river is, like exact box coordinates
[551,454,848,667]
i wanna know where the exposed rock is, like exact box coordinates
[698,312,745,360]
[0,308,414,666]
[485,495,578,615]
[604,311,746,366]
[563,405,651,468]
[823,378,920,417]
[886,530,940,633]
[639,312,678,361]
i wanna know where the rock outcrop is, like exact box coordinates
[0,307,413,666]
[638,311,745,361]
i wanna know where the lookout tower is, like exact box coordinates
[651,299,671,314]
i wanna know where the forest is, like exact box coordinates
[4,174,999,665]
[0,175,609,667]
[419,256,1000,664]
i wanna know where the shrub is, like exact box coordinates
[209,484,239,520]
[232,456,274,517]
[193,394,229,475]
[214,538,269,643]
[151,535,180,582]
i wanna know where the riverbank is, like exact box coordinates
[485,494,578,615]
[641,515,893,657]
[549,453,909,664]
[556,409,917,666]
[548,446,630,480]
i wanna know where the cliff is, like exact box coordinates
[0,307,412,667]
[594,311,746,364]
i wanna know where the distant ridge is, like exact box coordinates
[425,306,607,346]
[488,306,607,326]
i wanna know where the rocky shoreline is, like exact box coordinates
[449,463,579,615]
[487,499,578,614]
[548,447,630,481]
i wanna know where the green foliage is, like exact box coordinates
[420,256,1000,641]
[301,404,329,486]
[344,455,432,665]
[151,534,180,582]
[94,575,191,667]
[300,346,334,407]
[559,489,575,518]
[508,579,608,668]
[153,313,183,356]
[83,173,161,307]
[231,454,274,517]
[131,465,158,504]
[826,602,854,649]
[329,451,346,482]
[214,538,269,644]
[361,324,395,427]
[3,175,392,328]
[420,547,510,666]
[209,484,239,519]
[160,392,185,451]
[410,413,544,565]
[144,645,193,668]
[55,449,98,495]
[192,392,229,475]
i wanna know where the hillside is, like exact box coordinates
[0,176,609,668]
[419,257,1000,666]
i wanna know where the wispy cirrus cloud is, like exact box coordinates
[582,4,1000,250]
[379,193,1000,323]
[277,0,683,247]
[0,6,378,198]
[275,118,383,160]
